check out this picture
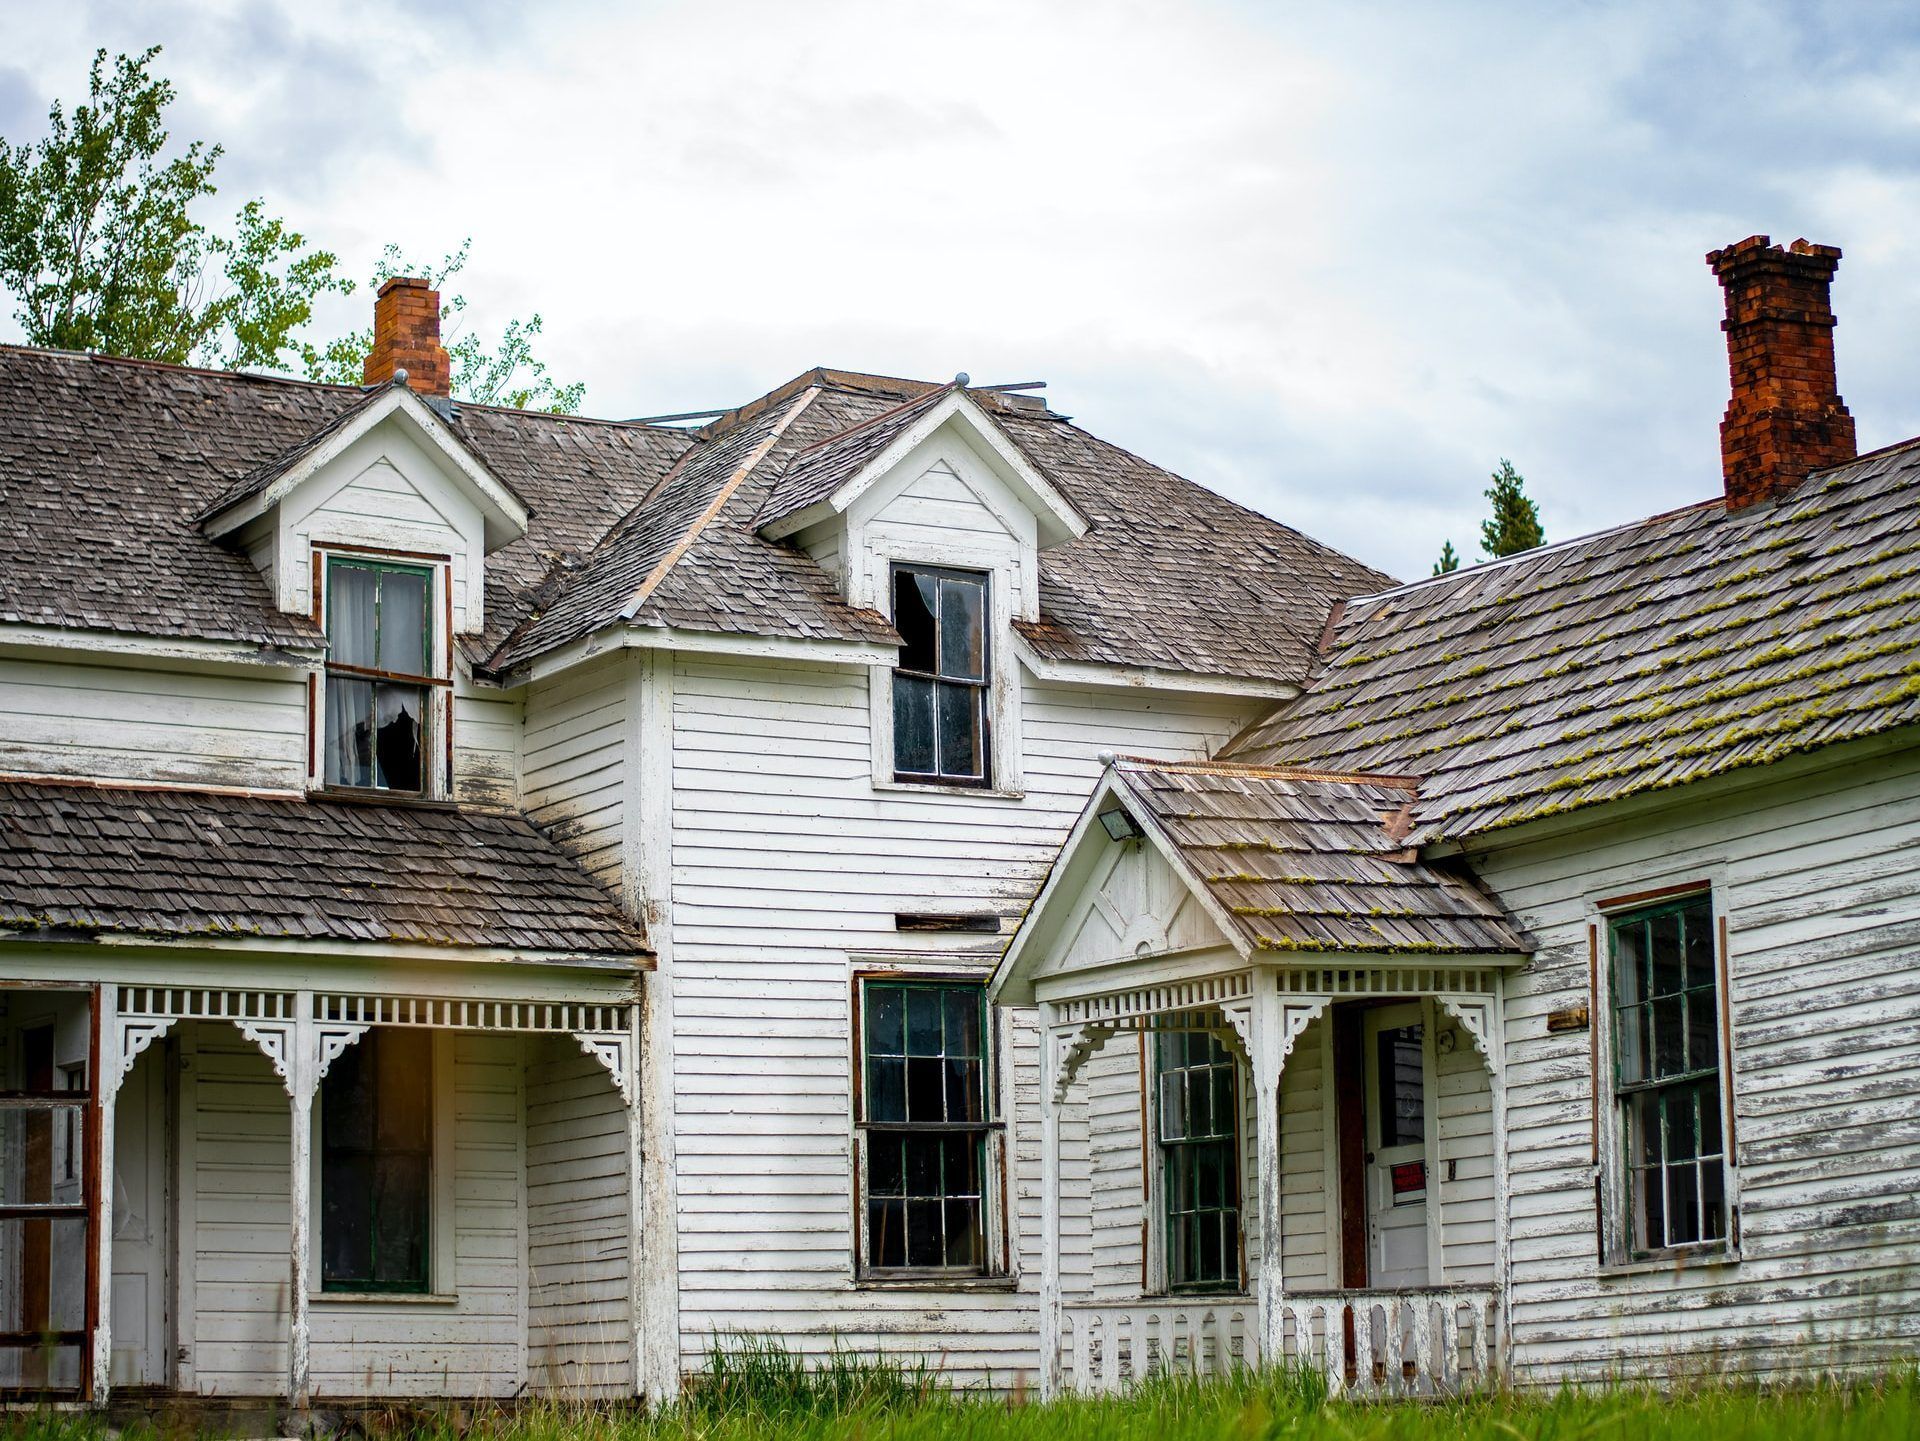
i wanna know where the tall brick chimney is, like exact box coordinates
[363,276,452,398]
[1707,235,1856,510]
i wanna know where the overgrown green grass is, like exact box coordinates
[4,1338,1916,1441]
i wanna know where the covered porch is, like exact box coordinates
[993,757,1529,1399]
[2,976,643,1409]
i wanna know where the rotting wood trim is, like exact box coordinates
[1587,923,1600,1172]
[324,661,452,688]
[1719,912,1740,1169]
[893,912,1000,933]
[1593,878,1712,913]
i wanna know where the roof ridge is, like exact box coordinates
[783,382,955,463]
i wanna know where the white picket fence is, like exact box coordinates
[1057,1299,1258,1393]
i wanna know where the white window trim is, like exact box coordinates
[866,539,1025,799]
[846,954,1012,1288]
[1586,866,1743,1272]
[307,1030,459,1304]
[309,545,455,800]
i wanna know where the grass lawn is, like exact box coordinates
[3,1345,1915,1441]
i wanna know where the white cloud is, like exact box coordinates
[5,0,1920,579]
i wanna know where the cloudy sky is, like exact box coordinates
[4,0,1918,580]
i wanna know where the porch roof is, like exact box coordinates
[0,779,649,960]
[1110,757,1530,957]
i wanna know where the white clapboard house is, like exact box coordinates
[0,234,1916,1411]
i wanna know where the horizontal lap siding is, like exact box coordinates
[1436,1024,1495,1283]
[1477,741,1920,1382]
[1278,1017,1331,1288]
[1086,1035,1145,1299]
[522,656,630,887]
[189,1027,527,1398]
[0,657,306,791]
[668,652,1254,1385]
[455,685,520,808]
[526,1035,633,1399]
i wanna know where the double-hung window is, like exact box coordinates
[890,565,989,786]
[1610,891,1728,1255]
[323,555,436,794]
[320,1028,433,1293]
[857,978,991,1275]
[1155,1030,1242,1292]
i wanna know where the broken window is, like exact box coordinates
[1611,891,1728,1254]
[320,1028,432,1293]
[323,556,434,793]
[891,565,989,786]
[858,979,991,1274]
[1156,1030,1241,1292]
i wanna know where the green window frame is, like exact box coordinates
[323,555,436,794]
[319,1028,433,1293]
[1155,1030,1241,1293]
[1609,891,1728,1255]
[858,978,992,1275]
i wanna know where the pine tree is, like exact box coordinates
[1480,459,1545,559]
[1432,540,1461,575]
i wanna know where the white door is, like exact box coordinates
[110,1052,169,1386]
[1363,1004,1430,1289]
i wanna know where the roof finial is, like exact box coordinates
[393,367,409,386]
[953,372,970,387]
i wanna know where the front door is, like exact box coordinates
[1362,1004,1430,1289]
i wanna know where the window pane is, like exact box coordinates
[1376,1026,1426,1148]
[325,676,375,788]
[946,1058,983,1123]
[944,1199,980,1268]
[321,1152,373,1283]
[328,563,377,669]
[1614,921,1646,1007]
[906,1200,944,1267]
[379,568,430,676]
[373,683,424,791]
[376,1030,431,1149]
[1687,986,1718,1074]
[1652,996,1685,1080]
[944,989,980,1058]
[938,577,985,681]
[1684,906,1716,990]
[867,1057,906,1124]
[1650,911,1684,997]
[906,1056,944,1122]
[866,986,903,1059]
[935,681,982,779]
[893,674,936,775]
[868,1200,906,1268]
[322,1039,375,1151]
[893,569,938,674]
[904,1134,939,1196]
[905,988,943,1055]
[374,1153,430,1285]
[869,1136,904,1197]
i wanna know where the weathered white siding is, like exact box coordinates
[526,1035,633,1399]
[521,655,633,887]
[1475,739,1920,1381]
[1085,1035,1145,1300]
[663,648,1257,1383]
[0,657,306,791]
[1435,1016,1495,1285]
[184,1026,528,1398]
[1277,1016,1333,1288]
[455,681,520,808]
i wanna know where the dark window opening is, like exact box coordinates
[860,980,990,1273]
[891,565,989,785]
[1156,1029,1241,1292]
[1611,892,1727,1254]
[320,1028,432,1293]
[1375,1024,1426,1149]
[324,556,434,793]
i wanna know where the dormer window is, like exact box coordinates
[322,554,439,794]
[891,564,989,787]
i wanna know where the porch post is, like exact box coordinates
[90,985,119,1404]
[1249,981,1284,1371]
[627,1005,647,1399]
[288,991,315,1409]
[1489,981,1511,1378]
[1038,1003,1063,1401]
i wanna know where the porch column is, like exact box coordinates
[90,985,118,1404]
[626,1005,648,1400]
[1247,984,1284,1370]
[287,991,316,1410]
[1038,1003,1063,1400]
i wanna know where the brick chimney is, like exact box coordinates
[1707,235,1856,510]
[363,276,451,398]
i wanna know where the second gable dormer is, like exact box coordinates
[758,385,1085,619]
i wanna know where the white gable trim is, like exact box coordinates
[0,622,324,672]
[512,619,898,687]
[992,763,1253,1005]
[760,390,1087,548]
[201,385,530,551]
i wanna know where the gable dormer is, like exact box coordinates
[757,384,1085,620]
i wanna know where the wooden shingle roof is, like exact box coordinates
[1223,441,1920,843]
[1114,758,1528,955]
[0,780,648,958]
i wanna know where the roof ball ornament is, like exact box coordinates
[953,372,970,387]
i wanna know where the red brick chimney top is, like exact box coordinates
[1707,235,1855,511]
[364,276,452,399]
